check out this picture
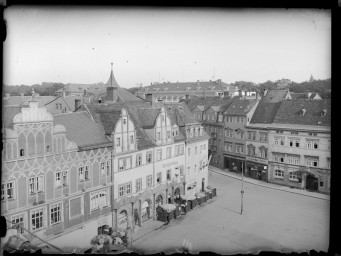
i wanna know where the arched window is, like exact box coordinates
[156,195,163,206]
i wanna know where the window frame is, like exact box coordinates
[274,170,284,179]
[50,202,63,225]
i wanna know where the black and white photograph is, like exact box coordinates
[1,7,331,255]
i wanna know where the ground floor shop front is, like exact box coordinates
[245,161,268,182]
[223,154,245,174]
[268,162,330,194]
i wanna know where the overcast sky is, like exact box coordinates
[3,7,331,88]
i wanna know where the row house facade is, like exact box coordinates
[221,98,259,173]
[2,101,113,250]
[245,89,292,182]
[267,99,331,194]
[2,65,211,250]
[78,66,210,233]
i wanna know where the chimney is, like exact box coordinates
[145,93,156,106]
[75,99,81,110]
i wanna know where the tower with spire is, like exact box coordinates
[106,62,120,102]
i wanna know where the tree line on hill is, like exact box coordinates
[3,83,65,97]
[3,78,331,99]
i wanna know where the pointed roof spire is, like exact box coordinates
[106,62,120,88]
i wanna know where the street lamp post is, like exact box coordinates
[241,161,244,215]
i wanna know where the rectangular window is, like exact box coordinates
[116,138,121,147]
[119,159,125,171]
[275,137,285,146]
[236,145,244,154]
[229,116,233,122]
[146,152,152,163]
[274,170,284,179]
[37,175,44,192]
[100,162,106,176]
[306,158,319,167]
[174,145,179,156]
[136,178,142,192]
[126,183,131,194]
[50,202,62,225]
[146,175,152,188]
[166,147,172,158]
[11,214,25,234]
[31,208,44,231]
[79,166,90,181]
[306,140,319,149]
[90,190,108,211]
[248,132,256,140]
[260,149,268,158]
[157,149,162,161]
[180,165,184,176]
[240,117,244,123]
[179,145,184,155]
[290,131,298,135]
[136,154,142,166]
[218,115,223,122]
[106,161,111,176]
[157,172,162,184]
[259,133,268,142]
[55,172,62,187]
[274,154,285,163]
[289,172,299,181]
[3,181,15,200]
[157,132,161,141]
[119,185,124,197]
[166,170,171,181]
[247,146,255,156]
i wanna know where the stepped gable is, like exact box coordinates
[85,101,155,150]
[273,99,331,126]
[53,111,111,149]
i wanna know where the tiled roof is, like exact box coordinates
[93,88,143,103]
[138,108,160,128]
[65,83,106,94]
[250,102,282,124]
[85,102,155,150]
[3,96,58,107]
[263,89,291,103]
[139,80,228,93]
[273,99,331,126]
[2,105,22,128]
[224,98,257,116]
[291,93,309,100]
[250,89,292,124]
[186,96,236,112]
[53,111,111,148]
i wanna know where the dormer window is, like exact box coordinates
[218,114,223,122]
[300,108,306,116]
[321,109,327,117]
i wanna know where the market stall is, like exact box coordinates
[156,204,176,223]
[181,194,197,210]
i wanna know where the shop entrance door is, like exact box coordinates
[306,175,318,191]
[224,157,229,169]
